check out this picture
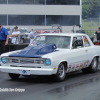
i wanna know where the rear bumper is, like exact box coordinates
[0,66,55,75]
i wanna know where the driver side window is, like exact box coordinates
[72,36,83,49]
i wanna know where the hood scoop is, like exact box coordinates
[9,43,57,58]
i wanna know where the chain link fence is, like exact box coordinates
[82,18,100,36]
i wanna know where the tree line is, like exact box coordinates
[82,0,100,19]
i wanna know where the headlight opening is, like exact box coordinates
[45,59,51,65]
[1,57,7,64]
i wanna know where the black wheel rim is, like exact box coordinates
[58,63,65,78]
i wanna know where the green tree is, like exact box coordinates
[82,0,100,19]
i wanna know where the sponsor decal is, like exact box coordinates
[82,62,86,68]
[67,69,71,72]
[33,30,41,36]
[80,63,83,67]
[73,64,75,67]
[85,63,88,67]
[87,60,89,64]
[71,64,75,70]
[71,70,74,72]
[69,65,72,68]
[33,30,60,36]
[85,60,89,67]
[53,46,56,49]
[76,64,79,68]
[67,61,89,72]
[22,70,27,74]
[67,65,72,72]
[42,30,51,33]
[51,30,60,33]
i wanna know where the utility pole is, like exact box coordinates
[99,12,100,25]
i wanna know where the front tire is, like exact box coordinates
[54,63,66,82]
[9,73,20,79]
[82,57,98,73]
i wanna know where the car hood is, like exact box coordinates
[42,48,70,59]
[9,43,57,58]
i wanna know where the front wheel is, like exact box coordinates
[82,57,98,73]
[54,63,66,82]
[9,73,20,79]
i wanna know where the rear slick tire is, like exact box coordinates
[82,57,98,73]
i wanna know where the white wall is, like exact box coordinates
[0,5,82,15]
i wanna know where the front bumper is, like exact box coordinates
[0,66,55,75]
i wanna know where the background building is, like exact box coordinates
[0,0,82,32]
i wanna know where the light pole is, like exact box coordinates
[99,12,100,25]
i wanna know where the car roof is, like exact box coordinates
[38,33,87,37]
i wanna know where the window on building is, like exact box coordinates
[35,0,45,4]
[0,0,7,4]
[8,15,20,25]
[46,0,80,5]
[6,15,80,26]
[0,15,7,25]
[8,15,45,25]
[34,15,45,25]
[8,0,45,4]
[21,15,34,25]
[46,15,80,26]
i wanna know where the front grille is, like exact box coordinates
[11,59,19,63]
[20,60,34,64]
[9,59,34,64]
[8,57,44,65]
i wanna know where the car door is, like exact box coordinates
[67,36,89,71]
[83,35,94,62]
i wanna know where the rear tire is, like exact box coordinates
[82,57,98,73]
[54,63,66,82]
[9,73,20,79]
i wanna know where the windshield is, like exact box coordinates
[30,35,71,49]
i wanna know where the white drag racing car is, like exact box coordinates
[0,33,100,81]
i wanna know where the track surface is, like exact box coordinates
[0,65,100,100]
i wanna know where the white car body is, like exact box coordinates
[0,33,100,81]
